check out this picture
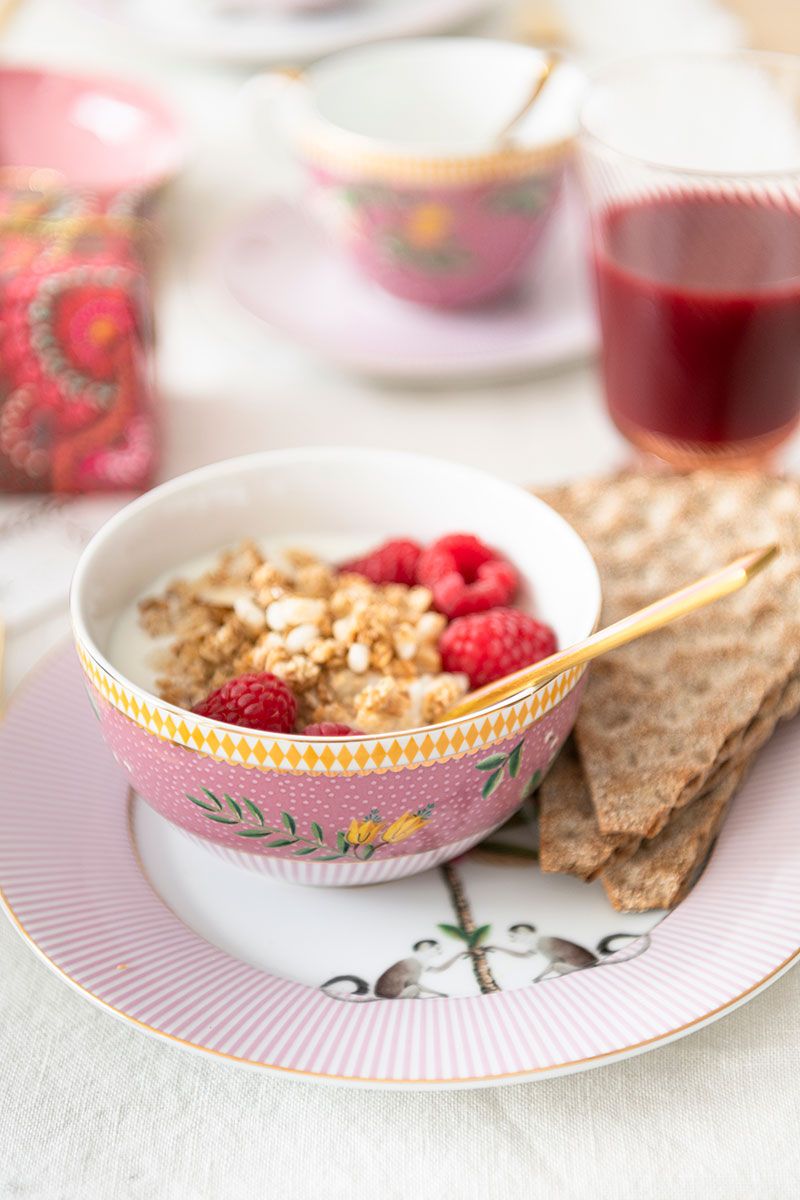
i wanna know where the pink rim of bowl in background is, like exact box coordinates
[0,65,185,194]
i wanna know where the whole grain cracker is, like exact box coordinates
[538,472,800,838]
[539,667,800,883]
[538,740,634,880]
[600,756,750,912]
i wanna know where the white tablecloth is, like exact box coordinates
[1,3,799,1197]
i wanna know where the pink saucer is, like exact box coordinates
[220,191,598,381]
[0,66,184,193]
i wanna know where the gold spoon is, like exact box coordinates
[443,544,778,722]
[269,54,558,151]
[496,52,559,146]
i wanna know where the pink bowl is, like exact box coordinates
[0,66,184,193]
[71,449,600,885]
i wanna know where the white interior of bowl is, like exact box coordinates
[303,38,585,155]
[71,448,600,717]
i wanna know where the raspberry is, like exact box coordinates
[302,722,363,737]
[420,534,494,581]
[340,538,422,586]
[417,533,518,618]
[439,608,557,689]
[193,672,297,733]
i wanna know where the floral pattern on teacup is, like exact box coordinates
[342,187,470,275]
[327,166,564,302]
[485,178,557,216]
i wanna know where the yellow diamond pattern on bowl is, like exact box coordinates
[75,642,583,775]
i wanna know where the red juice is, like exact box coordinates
[594,192,800,463]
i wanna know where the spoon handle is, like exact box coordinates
[444,544,778,721]
[496,52,558,145]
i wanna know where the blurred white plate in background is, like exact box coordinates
[77,0,497,64]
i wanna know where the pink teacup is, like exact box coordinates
[264,39,585,307]
[71,449,600,887]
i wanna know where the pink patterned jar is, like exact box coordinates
[0,66,184,492]
[71,449,600,886]
[263,39,585,307]
[0,173,157,493]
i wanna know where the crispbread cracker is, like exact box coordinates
[674,668,800,806]
[538,472,800,838]
[538,740,633,880]
[538,668,800,884]
[600,757,750,912]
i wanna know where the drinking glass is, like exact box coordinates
[579,52,800,469]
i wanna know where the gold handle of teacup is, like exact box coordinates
[443,544,779,722]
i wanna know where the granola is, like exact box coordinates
[138,541,468,733]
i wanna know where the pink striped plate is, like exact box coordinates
[1,647,799,1088]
